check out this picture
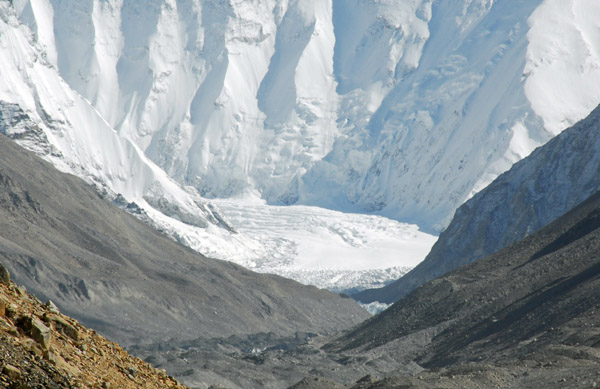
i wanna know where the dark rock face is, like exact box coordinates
[283,189,600,388]
[356,103,600,304]
[332,190,600,369]
[0,133,368,348]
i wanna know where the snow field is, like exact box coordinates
[212,197,437,292]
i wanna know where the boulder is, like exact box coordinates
[17,315,52,350]
[52,316,80,341]
[45,300,60,314]
[2,364,21,380]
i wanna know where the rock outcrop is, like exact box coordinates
[0,264,186,388]
[324,190,600,388]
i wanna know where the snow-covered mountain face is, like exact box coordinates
[0,0,434,294]
[0,2,263,264]
[2,0,600,293]
[11,0,600,234]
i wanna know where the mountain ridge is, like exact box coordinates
[0,132,368,348]
[355,102,600,304]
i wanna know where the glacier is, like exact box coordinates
[2,0,600,292]
[212,197,435,292]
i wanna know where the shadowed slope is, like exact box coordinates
[0,134,368,347]
[331,190,600,369]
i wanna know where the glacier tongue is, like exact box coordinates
[212,197,436,293]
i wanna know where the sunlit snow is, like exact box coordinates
[212,197,437,293]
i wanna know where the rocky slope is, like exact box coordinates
[0,132,368,350]
[324,189,600,387]
[0,264,186,388]
[146,188,600,388]
[356,102,600,304]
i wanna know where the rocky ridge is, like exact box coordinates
[356,102,600,304]
[0,263,185,389]
[320,189,600,387]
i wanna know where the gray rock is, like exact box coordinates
[52,316,79,341]
[45,300,60,314]
[0,262,9,285]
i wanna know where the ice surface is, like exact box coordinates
[359,301,392,315]
[212,196,436,292]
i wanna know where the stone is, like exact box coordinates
[16,315,51,350]
[43,349,57,364]
[23,338,43,357]
[2,364,21,380]
[356,374,376,384]
[5,304,17,318]
[52,316,79,341]
[0,263,9,285]
[45,300,60,314]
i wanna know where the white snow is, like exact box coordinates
[3,0,600,294]
[0,2,259,273]
[524,0,600,136]
[11,0,600,234]
[212,196,436,292]
[359,301,391,315]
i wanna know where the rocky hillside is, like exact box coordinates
[130,190,600,388]
[0,264,185,388]
[0,132,368,350]
[356,103,600,304]
[322,189,600,387]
